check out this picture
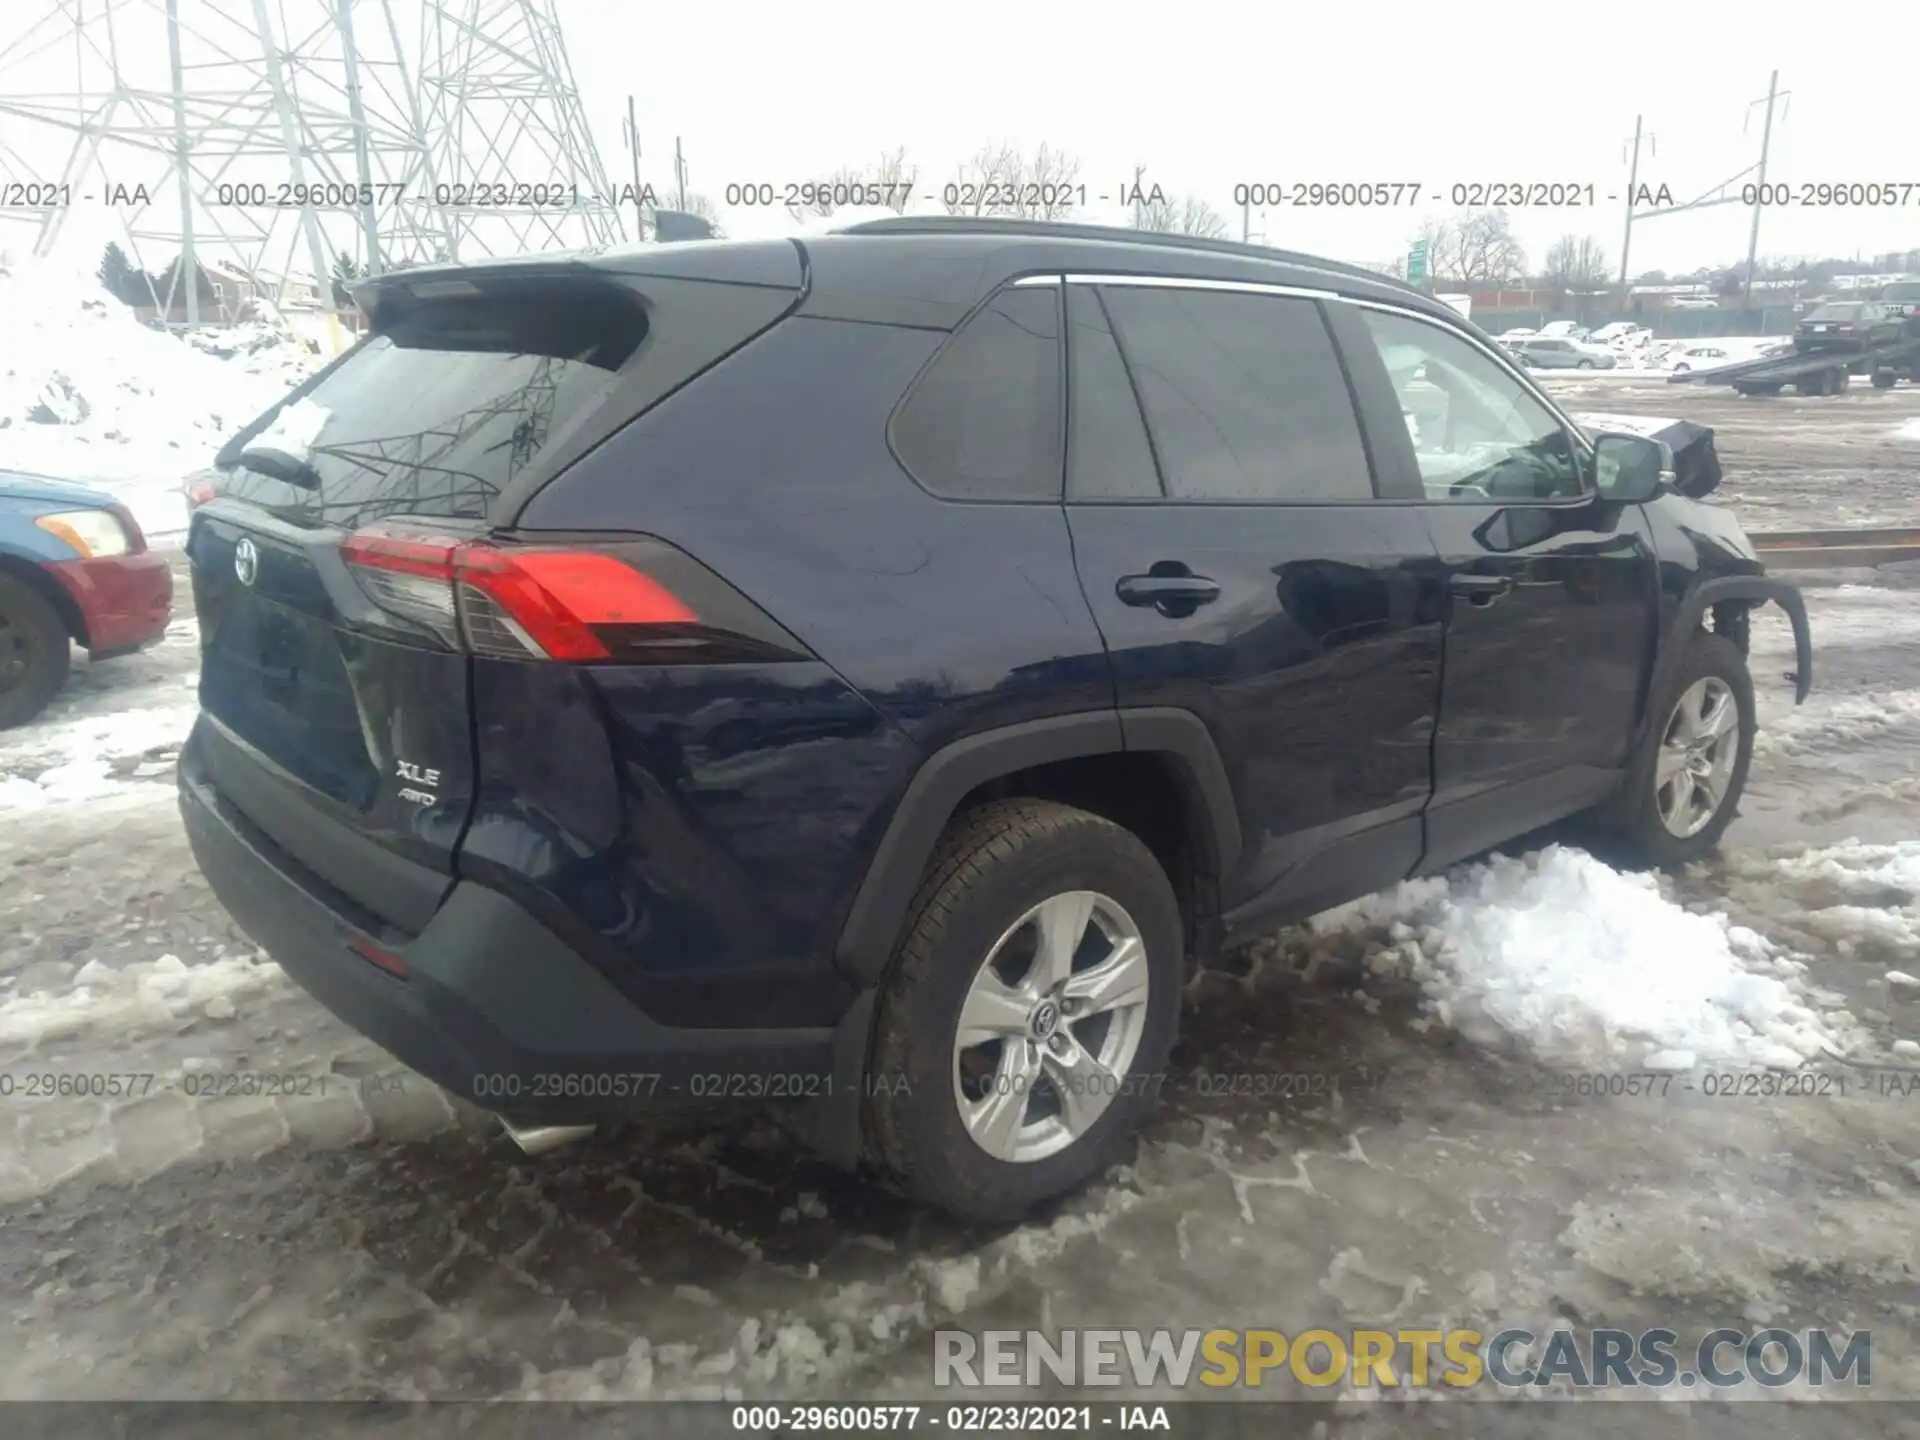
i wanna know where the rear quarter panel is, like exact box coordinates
[493,314,1113,1021]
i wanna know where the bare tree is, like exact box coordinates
[786,164,866,222]
[1135,194,1229,239]
[785,148,920,221]
[872,145,916,213]
[944,141,1082,221]
[944,142,1018,216]
[1430,209,1524,285]
[1542,234,1610,293]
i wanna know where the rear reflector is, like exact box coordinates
[346,933,409,978]
[340,526,808,665]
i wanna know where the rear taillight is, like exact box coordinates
[184,475,216,509]
[340,526,809,665]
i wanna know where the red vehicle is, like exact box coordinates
[0,469,173,727]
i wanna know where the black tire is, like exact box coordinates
[864,798,1183,1225]
[1872,368,1897,389]
[1614,632,1755,868]
[0,572,72,730]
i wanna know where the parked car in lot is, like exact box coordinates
[1537,320,1593,341]
[1661,343,1739,373]
[1514,336,1617,369]
[0,470,173,727]
[1875,281,1920,321]
[1590,322,1649,347]
[1793,301,1904,354]
[177,218,1813,1221]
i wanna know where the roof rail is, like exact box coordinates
[833,214,1424,298]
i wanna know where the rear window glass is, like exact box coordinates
[218,285,645,529]
[1806,303,1864,320]
[892,285,1063,502]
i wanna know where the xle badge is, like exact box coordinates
[396,759,440,807]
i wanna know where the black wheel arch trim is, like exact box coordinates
[1602,574,1810,826]
[833,707,1241,986]
[1671,575,1812,709]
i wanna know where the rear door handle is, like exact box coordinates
[1116,574,1221,609]
[1448,574,1514,606]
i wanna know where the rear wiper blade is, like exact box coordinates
[237,445,324,490]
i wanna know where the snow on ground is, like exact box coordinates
[0,251,319,539]
[0,700,198,811]
[1307,844,1861,1072]
[1893,416,1920,443]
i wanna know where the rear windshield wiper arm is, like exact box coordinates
[236,445,324,490]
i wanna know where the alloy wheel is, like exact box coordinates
[951,890,1152,1164]
[1655,676,1741,839]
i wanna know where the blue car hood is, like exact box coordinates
[0,469,118,510]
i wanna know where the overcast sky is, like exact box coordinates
[558,0,1918,273]
[2,0,1915,278]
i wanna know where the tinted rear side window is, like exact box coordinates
[1098,287,1373,502]
[1066,285,1161,500]
[217,274,797,529]
[892,285,1063,502]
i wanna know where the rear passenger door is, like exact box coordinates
[1061,276,1446,927]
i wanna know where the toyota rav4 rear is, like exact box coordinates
[178,242,895,1136]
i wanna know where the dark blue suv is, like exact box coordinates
[179,218,1813,1221]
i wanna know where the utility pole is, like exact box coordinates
[1242,194,1250,243]
[674,136,687,212]
[1131,164,1145,228]
[624,94,644,241]
[1618,115,1649,295]
[1744,70,1785,303]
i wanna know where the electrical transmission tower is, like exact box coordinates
[414,0,626,259]
[0,0,623,326]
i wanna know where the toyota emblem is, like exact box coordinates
[234,537,259,587]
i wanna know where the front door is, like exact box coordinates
[1333,302,1660,872]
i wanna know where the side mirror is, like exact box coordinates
[1591,432,1674,503]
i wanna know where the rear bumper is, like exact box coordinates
[179,747,841,1123]
[47,550,172,655]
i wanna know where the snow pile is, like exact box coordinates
[1893,417,1920,444]
[0,701,198,811]
[0,251,317,538]
[0,951,277,1050]
[1312,845,1849,1070]
[1755,840,1920,957]
[1751,688,1920,760]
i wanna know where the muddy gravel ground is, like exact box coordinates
[1539,372,1920,531]
[3,390,1920,1436]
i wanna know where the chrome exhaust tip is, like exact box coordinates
[500,1120,596,1156]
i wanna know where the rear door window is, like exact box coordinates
[892,284,1064,502]
[1095,285,1373,502]
[1065,284,1162,500]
